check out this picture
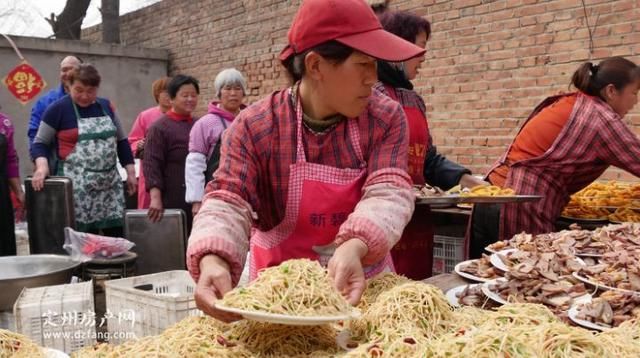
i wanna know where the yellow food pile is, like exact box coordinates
[72,271,640,357]
[460,185,516,197]
[568,181,640,208]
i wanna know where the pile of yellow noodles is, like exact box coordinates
[0,329,45,358]
[72,263,640,357]
[72,316,250,357]
[220,258,352,316]
[356,272,410,311]
[349,281,453,342]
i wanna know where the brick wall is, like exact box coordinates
[83,0,640,179]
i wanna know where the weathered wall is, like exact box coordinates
[83,0,640,179]
[0,36,168,178]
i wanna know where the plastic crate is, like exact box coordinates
[432,235,465,275]
[13,280,95,354]
[104,270,200,344]
[0,311,15,331]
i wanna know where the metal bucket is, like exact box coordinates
[0,254,81,310]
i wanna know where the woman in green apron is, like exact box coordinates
[31,64,136,236]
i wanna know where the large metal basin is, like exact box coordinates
[0,255,81,310]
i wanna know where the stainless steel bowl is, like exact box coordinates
[0,255,82,310]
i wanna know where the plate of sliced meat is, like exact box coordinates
[483,273,590,315]
[484,241,508,254]
[569,290,640,331]
[573,246,640,294]
[446,284,498,309]
[490,249,586,277]
[454,256,501,282]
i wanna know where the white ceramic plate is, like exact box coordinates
[214,304,361,326]
[489,249,518,272]
[446,284,482,307]
[44,348,70,358]
[481,278,509,305]
[567,301,611,332]
[572,272,637,295]
[484,246,498,254]
[454,259,497,283]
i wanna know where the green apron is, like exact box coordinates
[58,102,124,231]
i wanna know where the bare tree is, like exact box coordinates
[45,0,92,40]
[100,0,120,44]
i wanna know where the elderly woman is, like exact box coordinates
[31,64,136,236]
[185,68,247,216]
[467,57,640,258]
[188,0,425,321]
[128,77,171,209]
[1,112,24,256]
[374,11,485,280]
[144,75,199,234]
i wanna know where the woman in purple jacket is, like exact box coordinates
[1,113,24,256]
[185,68,247,217]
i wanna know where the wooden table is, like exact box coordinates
[423,273,470,293]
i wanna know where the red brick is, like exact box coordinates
[80,0,640,178]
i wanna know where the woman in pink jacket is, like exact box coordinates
[128,77,171,208]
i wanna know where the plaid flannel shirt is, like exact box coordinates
[487,92,640,241]
[186,87,415,284]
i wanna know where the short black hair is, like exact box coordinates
[282,40,354,83]
[167,75,200,99]
[379,11,431,43]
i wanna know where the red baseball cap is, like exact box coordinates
[280,0,426,62]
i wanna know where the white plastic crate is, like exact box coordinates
[104,270,200,344]
[432,235,465,275]
[13,280,95,354]
[0,311,15,331]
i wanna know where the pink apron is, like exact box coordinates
[249,89,394,280]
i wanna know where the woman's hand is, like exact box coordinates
[194,254,242,322]
[459,174,489,189]
[125,164,137,196]
[31,158,50,191]
[147,188,164,222]
[328,239,368,305]
[136,139,145,159]
[192,202,202,217]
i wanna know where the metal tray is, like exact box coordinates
[416,194,543,205]
[24,176,75,255]
[124,209,187,275]
[0,254,81,310]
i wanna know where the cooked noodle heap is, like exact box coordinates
[67,262,640,357]
[0,329,45,358]
[220,258,352,316]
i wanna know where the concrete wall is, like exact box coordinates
[0,36,169,178]
[82,0,640,180]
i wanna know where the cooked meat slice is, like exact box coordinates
[540,284,567,294]
[543,294,571,307]
[600,301,614,325]
[582,264,608,275]
[628,271,640,291]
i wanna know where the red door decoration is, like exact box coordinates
[3,61,47,105]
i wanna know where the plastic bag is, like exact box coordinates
[63,227,135,262]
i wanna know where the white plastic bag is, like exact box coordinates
[63,227,135,262]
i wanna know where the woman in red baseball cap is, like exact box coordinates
[186,0,425,321]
